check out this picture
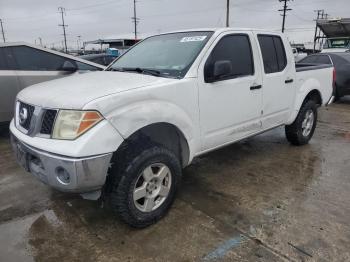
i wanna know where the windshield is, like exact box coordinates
[109,31,213,78]
[324,38,350,49]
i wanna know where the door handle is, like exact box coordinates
[250,84,262,90]
[285,79,294,84]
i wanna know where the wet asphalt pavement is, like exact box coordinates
[0,98,349,262]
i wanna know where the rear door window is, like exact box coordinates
[273,37,287,71]
[258,35,287,74]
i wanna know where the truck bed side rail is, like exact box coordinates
[295,63,333,72]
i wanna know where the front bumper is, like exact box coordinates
[11,133,113,193]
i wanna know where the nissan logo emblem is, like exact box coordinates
[19,107,28,125]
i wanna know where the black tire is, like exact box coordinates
[109,144,181,228]
[285,100,318,146]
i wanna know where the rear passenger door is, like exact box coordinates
[257,34,296,129]
[0,47,21,122]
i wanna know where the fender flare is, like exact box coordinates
[286,79,322,124]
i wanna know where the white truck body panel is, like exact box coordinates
[17,71,175,109]
[10,28,334,193]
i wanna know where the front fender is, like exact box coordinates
[85,96,199,161]
[108,99,195,139]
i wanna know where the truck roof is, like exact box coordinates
[153,28,283,39]
[160,27,282,34]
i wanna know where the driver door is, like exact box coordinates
[198,32,263,151]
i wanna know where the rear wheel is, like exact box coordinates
[285,100,318,146]
[109,145,181,228]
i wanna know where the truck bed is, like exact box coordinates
[295,63,334,106]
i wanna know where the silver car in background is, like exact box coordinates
[0,43,105,124]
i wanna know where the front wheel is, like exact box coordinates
[285,100,318,146]
[109,145,181,228]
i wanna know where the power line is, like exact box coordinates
[0,19,5,42]
[67,0,124,11]
[58,7,68,53]
[278,0,293,33]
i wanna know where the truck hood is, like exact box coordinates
[17,71,175,109]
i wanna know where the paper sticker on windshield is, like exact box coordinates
[180,36,207,42]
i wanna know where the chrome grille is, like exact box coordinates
[18,102,35,130]
[40,109,57,135]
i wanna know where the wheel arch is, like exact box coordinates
[287,88,322,124]
[304,89,322,105]
[115,122,191,167]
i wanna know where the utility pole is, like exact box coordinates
[278,0,292,33]
[132,0,139,40]
[38,37,43,47]
[226,0,230,27]
[313,9,324,52]
[0,19,5,43]
[58,7,68,53]
[77,35,81,51]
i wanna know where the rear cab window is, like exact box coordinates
[258,34,287,74]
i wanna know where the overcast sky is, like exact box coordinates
[0,0,349,48]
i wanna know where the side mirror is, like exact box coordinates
[62,61,78,72]
[205,60,233,83]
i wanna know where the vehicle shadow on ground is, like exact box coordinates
[336,96,350,105]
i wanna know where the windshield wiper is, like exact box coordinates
[122,67,161,77]
[107,67,124,72]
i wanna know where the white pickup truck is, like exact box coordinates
[10,28,334,228]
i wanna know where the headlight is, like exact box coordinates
[52,110,103,140]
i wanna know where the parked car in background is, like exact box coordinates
[79,53,118,66]
[292,47,307,62]
[0,43,105,124]
[299,52,350,99]
[10,28,334,228]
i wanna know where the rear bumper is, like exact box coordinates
[10,133,113,193]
